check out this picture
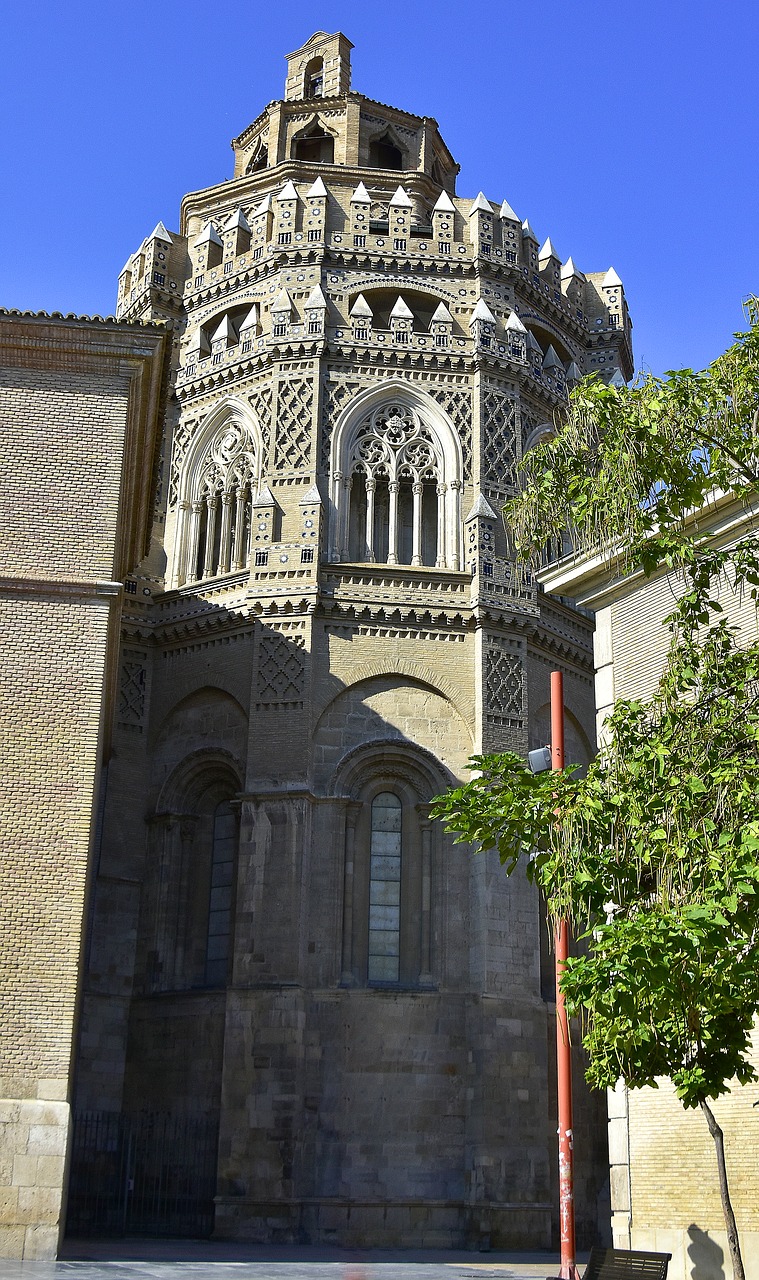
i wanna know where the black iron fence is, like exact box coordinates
[66,1110,219,1238]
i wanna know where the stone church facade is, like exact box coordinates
[70,32,633,1249]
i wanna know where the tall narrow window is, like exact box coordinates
[205,801,236,985]
[368,793,402,982]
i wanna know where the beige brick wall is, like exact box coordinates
[0,313,165,1258]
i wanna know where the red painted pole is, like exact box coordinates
[551,670,579,1280]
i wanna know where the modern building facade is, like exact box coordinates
[541,491,759,1280]
[53,31,635,1252]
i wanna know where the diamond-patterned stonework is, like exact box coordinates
[482,386,518,486]
[274,378,313,471]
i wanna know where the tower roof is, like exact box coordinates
[538,236,560,261]
[195,221,222,247]
[276,180,300,202]
[499,199,520,222]
[431,301,453,322]
[505,311,527,333]
[350,293,374,318]
[603,266,623,288]
[471,298,496,324]
[469,192,493,216]
[390,295,414,319]
[521,219,539,242]
[350,181,371,203]
[433,190,456,212]
[307,177,329,197]
[389,185,413,207]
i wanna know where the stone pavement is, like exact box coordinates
[0,1239,573,1280]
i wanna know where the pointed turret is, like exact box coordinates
[499,199,521,263]
[429,301,453,349]
[239,305,260,347]
[389,186,413,247]
[349,181,371,237]
[350,293,373,340]
[250,195,273,254]
[470,298,496,351]
[432,189,456,251]
[194,221,223,270]
[522,219,539,272]
[566,361,583,385]
[469,192,494,256]
[601,266,626,332]
[210,314,239,350]
[271,289,293,337]
[274,181,299,245]
[561,256,585,305]
[223,208,252,258]
[389,294,414,344]
[305,178,328,243]
[148,221,173,244]
[305,284,328,337]
[505,310,527,361]
[538,237,562,287]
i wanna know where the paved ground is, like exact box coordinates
[0,1238,572,1280]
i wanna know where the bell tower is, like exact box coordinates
[284,31,353,102]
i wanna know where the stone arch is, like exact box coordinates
[291,112,337,163]
[150,686,248,804]
[329,381,463,569]
[316,659,474,740]
[172,397,264,586]
[331,736,452,800]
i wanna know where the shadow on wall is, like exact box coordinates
[688,1224,725,1280]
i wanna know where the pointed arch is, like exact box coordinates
[173,397,263,587]
[291,113,337,163]
[329,382,462,570]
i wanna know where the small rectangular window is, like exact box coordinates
[223,261,233,275]
[273,322,287,337]
[241,340,252,354]
[438,241,451,256]
[483,561,494,577]
[277,232,292,246]
[124,580,137,595]
[481,244,491,256]
[255,549,269,567]
[253,247,263,260]
[152,271,165,285]
[212,352,223,365]
[505,250,517,264]
[354,234,366,248]
[393,238,407,252]
[394,329,409,345]
[301,547,314,564]
[308,229,320,242]
[354,327,368,341]
[194,275,204,288]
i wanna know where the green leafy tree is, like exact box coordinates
[433,308,759,1280]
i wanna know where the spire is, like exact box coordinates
[253,195,272,216]
[465,494,499,521]
[561,256,584,280]
[505,311,527,333]
[271,288,293,313]
[350,293,374,318]
[609,367,627,387]
[224,208,251,232]
[469,192,493,215]
[499,199,520,222]
[299,484,322,506]
[307,176,328,197]
[210,315,238,345]
[389,185,413,207]
[431,301,453,322]
[195,222,222,247]
[521,219,538,243]
[148,221,173,243]
[350,181,371,203]
[471,298,496,323]
[433,190,455,212]
[239,304,260,331]
[566,361,583,384]
[390,295,414,319]
[603,266,623,287]
[542,344,563,371]
[305,284,328,309]
[276,180,299,201]
[538,236,560,261]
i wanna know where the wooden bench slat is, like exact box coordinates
[582,1246,672,1280]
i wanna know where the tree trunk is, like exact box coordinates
[700,1099,744,1280]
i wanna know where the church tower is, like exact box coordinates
[73,34,631,1248]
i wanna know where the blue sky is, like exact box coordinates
[2,0,757,375]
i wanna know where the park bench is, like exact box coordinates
[554,1246,671,1280]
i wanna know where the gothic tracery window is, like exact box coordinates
[175,405,261,587]
[346,404,443,567]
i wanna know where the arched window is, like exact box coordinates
[368,793,402,982]
[246,142,267,174]
[205,800,236,985]
[332,389,462,571]
[173,399,263,587]
[292,121,334,164]
[334,743,448,989]
[303,57,324,99]
[369,132,403,170]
